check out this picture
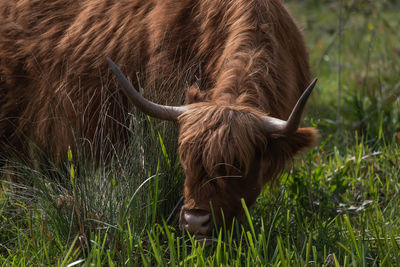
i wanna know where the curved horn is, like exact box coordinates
[107,58,188,121]
[261,78,317,134]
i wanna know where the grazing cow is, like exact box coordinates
[0,0,317,236]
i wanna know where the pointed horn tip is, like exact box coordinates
[106,57,186,121]
[299,78,318,100]
[107,58,128,85]
[308,78,318,89]
[106,58,119,72]
[274,77,318,135]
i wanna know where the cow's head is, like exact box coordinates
[107,59,317,237]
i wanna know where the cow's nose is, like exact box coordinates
[181,211,211,235]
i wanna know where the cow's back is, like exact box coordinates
[0,0,310,161]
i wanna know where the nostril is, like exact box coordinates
[201,220,209,227]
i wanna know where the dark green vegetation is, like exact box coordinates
[1,1,399,265]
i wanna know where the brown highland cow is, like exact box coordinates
[0,0,317,236]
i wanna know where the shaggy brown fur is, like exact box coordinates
[178,104,316,228]
[0,0,317,233]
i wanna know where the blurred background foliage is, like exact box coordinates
[288,0,399,146]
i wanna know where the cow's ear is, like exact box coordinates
[260,127,318,184]
[270,127,318,157]
[287,127,318,154]
[185,84,207,104]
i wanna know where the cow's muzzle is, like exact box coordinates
[179,209,212,236]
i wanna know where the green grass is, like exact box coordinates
[2,135,399,265]
[1,1,400,266]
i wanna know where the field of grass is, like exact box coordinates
[1,1,400,266]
